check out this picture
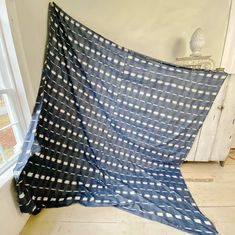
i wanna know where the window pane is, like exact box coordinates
[0,94,11,128]
[0,126,17,165]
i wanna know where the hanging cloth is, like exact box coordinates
[14,3,228,234]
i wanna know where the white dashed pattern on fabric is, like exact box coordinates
[14,3,228,235]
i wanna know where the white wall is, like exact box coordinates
[0,177,29,235]
[6,0,231,111]
[232,135,235,148]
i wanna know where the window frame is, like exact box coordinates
[0,0,31,175]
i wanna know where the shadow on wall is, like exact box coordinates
[171,37,187,59]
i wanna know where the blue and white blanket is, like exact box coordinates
[14,3,228,234]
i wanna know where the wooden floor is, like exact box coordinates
[20,153,235,235]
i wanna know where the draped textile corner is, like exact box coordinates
[14,2,228,234]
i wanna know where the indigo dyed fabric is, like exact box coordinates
[14,2,228,234]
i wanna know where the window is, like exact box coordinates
[0,1,30,175]
[0,64,23,173]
